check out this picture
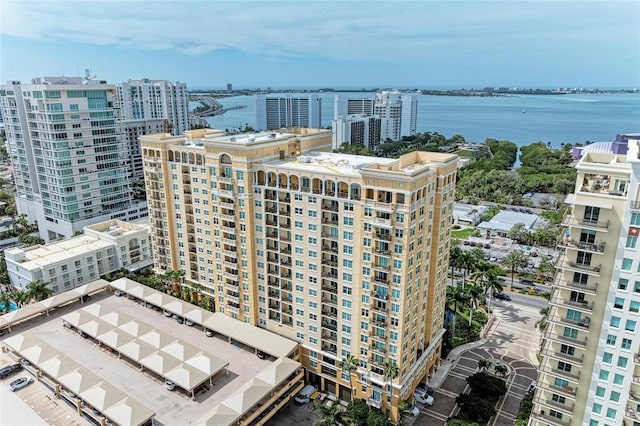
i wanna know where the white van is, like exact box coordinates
[294,384,317,405]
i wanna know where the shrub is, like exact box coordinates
[466,372,507,402]
[456,393,496,423]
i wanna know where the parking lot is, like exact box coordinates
[1,291,272,426]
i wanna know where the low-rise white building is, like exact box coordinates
[5,219,151,294]
[477,210,540,238]
[452,203,488,226]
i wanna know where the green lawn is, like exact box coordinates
[456,148,475,158]
[451,228,475,239]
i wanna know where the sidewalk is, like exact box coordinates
[429,314,501,388]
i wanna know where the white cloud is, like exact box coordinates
[1,0,638,64]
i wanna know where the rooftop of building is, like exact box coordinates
[84,219,149,237]
[0,281,300,426]
[477,210,540,232]
[5,236,112,268]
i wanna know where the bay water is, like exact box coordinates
[194,92,640,148]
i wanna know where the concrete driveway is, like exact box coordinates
[415,295,543,425]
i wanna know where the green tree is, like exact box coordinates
[0,292,12,313]
[466,372,507,401]
[334,142,373,156]
[535,307,550,331]
[536,256,556,284]
[449,246,463,287]
[459,251,476,289]
[501,250,528,290]
[341,353,359,401]
[494,363,508,378]
[383,361,399,399]
[13,289,31,307]
[26,280,53,302]
[313,401,342,426]
[483,272,504,313]
[466,283,485,326]
[366,409,391,426]
[342,399,369,426]
[477,359,490,371]
[456,393,496,423]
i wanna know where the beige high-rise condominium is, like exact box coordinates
[141,128,457,422]
[532,134,640,426]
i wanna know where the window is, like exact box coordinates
[625,319,636,332]
[603,352,613,364]
[631,301,640,313]
[614,298,624,309]
[593,403,602,414]
[610,390,620,402]
[610,316,621,328]
[635,281,640,293]
[566,309,581,321]
[554,377,569,388]
[626,235,638,249]
[631,212,640,226]
[595,386,605,397]
[622,258,633,271]
[621,338,632,350]
[599,370,609,381]
[605,408,616,420]
[606,334,617,345]
[618,278,629,290]
[343,217,353,226]
[613,374,624,385]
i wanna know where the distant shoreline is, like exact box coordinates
[189,87,639,97]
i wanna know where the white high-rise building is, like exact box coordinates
[374,91,418,141]
[114,79,189,182]
[331,114,382,150]
[0,77,147,242]
[255,94,321,131]
[532,133,640,426]
[334,95,374,119]
[115,79,189,136]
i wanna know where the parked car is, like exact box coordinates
[114,290,124,297]
[205,329,215,337]
[185,319,194,326]
[416,382,434,395]
[165,379,175,391]
[527,380,537,393]
[294,384,317,405]
[414,388,434,406]
[9,376,33,391]
[256,351,266,360]
[407,404,420,416]
[163,310,172,317]
[493,292,512,301]
[0,364,23,379]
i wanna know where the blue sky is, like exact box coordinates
[1,1,639,90]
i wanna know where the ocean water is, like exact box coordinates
[195,92,640,148]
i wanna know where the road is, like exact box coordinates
[414,293,543,425]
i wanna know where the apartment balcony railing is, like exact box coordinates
[321,296,338,305]
[532,396,574,416]
[374,233,392,242]
[629,391,640,403]
[634,353,640,365]
[556,258,601,276]
[321,244,338,253]
[321,310,337,318]
[545,330,587,349]
[548,315,591,329]
[561,216,609,230]
[321,321,337,331]
[538,365,580,383]
[367,398,382,409]
[540,347,584,366]
[321,203,338,212]
[557,238,606,254]
[373,217,392,227]
[550,293,594,314]
[531,412,571,426]
[537,382,577,399]
[321,218,338,225]
[555,278,597,295]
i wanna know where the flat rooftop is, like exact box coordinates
[6,236,112,268]
[267,151,397,176]
[0,291,284,426]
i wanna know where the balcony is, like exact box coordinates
[221,237,236,246]
[374,232,392,242]
[367,398,382,409]
[219,213,235,222]
[533,396,574,416]
[557,238,605,254]
[635,353,640,365]
[539,365,580,383]
[537,382,577,399]
[545,330,587,349]
[217,175,234,184]
[321,217,338,225]
[321,321,337,331]
[322,333,337,343]
[322,344,337,355]
[540,347,583,366]
[550,293,594,314]
[321,296,338,305]
[531,412,570,426]
[321,202,338,212]
[556,258,601,276]
[561,216,609,231]
[371,346,387,356]
[372,263,390,272]
[322,310,337,318]
[548,315,590,329]
[322,244,338,253]
[629,391,640,403]
[321,283,337,293]
[321,271,338,279]
[555,278,597,295]
[372,276,388,284]
[624,409,640,422]
[373,217,392,227]
[372,292,389,302]
[217,188,235,197]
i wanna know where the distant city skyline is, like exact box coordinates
[1,1,639,89]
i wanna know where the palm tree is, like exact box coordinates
[0,292,12,313]
[446,285,469,338]
[13,289,31,307]
[478,359,490,371]
[483,272,504,314]
[466,283,485,326]
[535,307,550,331]
[470,260,495,288]
[164,270,185,293]
[500,250,528,290]
[383,361,399,399]
[494,363,508,378]
[449,246,462,287]
[191,282,203,303]
[26,280,53,302]
[341,354,359,401]
[537,256,556,285]
[459,251,476,289]
[313,400,341,426]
